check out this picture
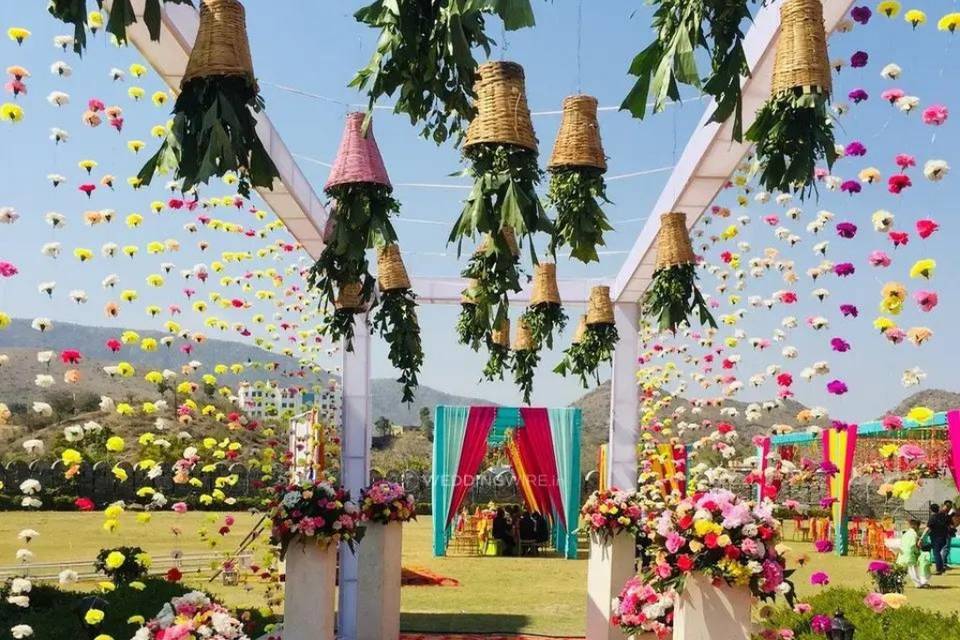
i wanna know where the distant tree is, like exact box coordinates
[374,416,392,438]
[419,407,434,442]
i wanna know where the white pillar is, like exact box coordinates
[671,572,752,640]
[585,532,634,640]
[608,302,639,491]
[357,522,402,640]
[338,316,372,640]
[283,538,337,640]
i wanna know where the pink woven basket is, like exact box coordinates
[324,112,391,192]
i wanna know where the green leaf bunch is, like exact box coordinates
[521,303,567,351]
[546,167,612,264]
[49,0,194,55]
[373,288,424,403]
[482,343,510,382]
[642,263,716,334]
[553,323,618,388]
[511,348,540,405]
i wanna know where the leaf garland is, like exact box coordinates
[642,263,717,334]
[48,0,194,55]
[460,239,522,335]
[350,0,535,146]
[745,90,837,198]
[482,342,510,382]
[511,348,540,405]
[621,0,753,141]
[372,289,423,404]
[456,296,490,351]
[521,304,567,351]
[553,324,619,389]
[546,167,612,264]
[137,75,279,199]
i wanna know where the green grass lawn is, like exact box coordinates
[1,513,959,636]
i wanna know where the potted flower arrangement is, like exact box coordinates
[612,574,676,639]
[868,560,907,594]
[132,590,248,639]
[360,480,417,525]
[93,546,150,586]
[268,479,364,559]
[580,488,645,543]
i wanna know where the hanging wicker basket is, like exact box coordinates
[460,278,479,305]
[571,315,588,344]
[770,0,832,98]
[586,285,614,326]
[655,212,697,269]
[182,0,256,87]
[512,317,536,351]
[478,226,521,257]
[377,244,411,292]
[325,112,392,192]
[490,318,510,348]
[464,61,538,152]
[548,95,607,172]
[530,263,561,307]
[335,282,365,313]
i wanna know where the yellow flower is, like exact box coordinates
[129,63,147,78]
[120,330,140,344]
[117,362,135,378]
[146,274,165,287]
[140,338,157,352]
[84,608,106,625]
[151,91,168,106]
[877,1,901,18]
[105,436,125,452]
[151,201,165,214]
[116,404,135,417]
[104,504,124,520]
[122,245,139,258]
[89,12,104,29]
[0,103,24,123]
[128,86,145,101]
[909,259,936,279]
[128,176,143,188]
[904,9,926,27]
[7,28,31,44]
[74,248,94,262]
[135,552,151,568]
[112,465,128,482]
[62,449,83,466]
[136,513,151,524]
[127,614,145,623]
[79,159,98,173]
[126,213,143,228]
[150,124,167,138]
[937,12,960,32]
[127,140,145,153]
[873,317,895,332]
[120,289,138,303]
[0,312,10,328]
[879,444,899,459]
[104,551,126,569]
[94,635,114,640]
[907,406,934,423]
[103,519,119,533]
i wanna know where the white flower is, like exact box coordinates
[46,91,70,107]
[49,127,69,143]
[102,242,118,257]
[10,624,33,638]
[53,35,74,50]
[35,374,55,389]
[21,497,41,509]
[44,212,66,227]
[923,159,949,182]
[6,595,29,608]
[10,577,32,593]
[64,426,84,442]
[19,479,41,495]
[69,290,88,304]
[47,174,65,186]
[59,569,78,584]
[895,95,920,113]
[31,402,52,416]
[102,274,119,288]
[16,548,34,564]
[41,242,61,258]
[22,440,44,456]
[50,61,72,77]
[83,420,103,434]
[0,207,19,223]
[36,351,54,364]
[110,67,126,81]
[775,193,793,206]
[38,282,56,297]
[880,63,901,79]
[902,367,926,387]
[99,397,115,413]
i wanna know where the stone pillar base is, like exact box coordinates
[357,521,402,640]
[586,531,635,640]
[283,537,337,640]
[671,572,752,640]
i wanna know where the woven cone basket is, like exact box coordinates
[182,0,256,87]
[770,0,832,97]
[335,282,365,312]
[586,286,614,326]
[655,212,697,269]
[465,61,538,152]
[377,244,411,292]
[490,318,510,348]
[478,227,521,257]
[530,263,561,306]
[460,278,479,305]
[548,95,607,172]
[325,112,392,192]
[512,317,536,351]
[571,315,588,344]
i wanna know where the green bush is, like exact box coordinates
[760,587,960,640]
[93,547,149,586]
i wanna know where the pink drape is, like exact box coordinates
[446,406,496,525]
[518,408,567,527]
[948,410,960,493]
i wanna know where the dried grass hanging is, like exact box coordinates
[483,318,512,382]
[522,263,567,350]
[555,290,618,388]
[511,316,540,405]
[373,244,423,403]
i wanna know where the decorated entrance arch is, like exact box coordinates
[432,405,582,559]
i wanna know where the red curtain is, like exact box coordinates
[446,406,497,525]
[517,408,566,527]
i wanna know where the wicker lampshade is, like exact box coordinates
[465,61,538,152]
[655,212,697,269]
[512,317,536,351]
[335,282,365,312]
[770,0,832,97]
[182,0,256,87]
[530,263,561,306]
[571,315,588,344]
[548,95,607,172]
[586,286,614,326]
[377,244,411,292]
[325,112,392,192]
[490,318,510,348]
[478,227,520,258]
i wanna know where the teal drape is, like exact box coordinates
[549,407,582,559]
[432,405,470,556]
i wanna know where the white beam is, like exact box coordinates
[607,302,639,490]
[411,276,601,305]
[611,0,857,302]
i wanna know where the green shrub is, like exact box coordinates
[93,546,150,586]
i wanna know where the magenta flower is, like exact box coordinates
[810,572,831,586]
[869,250,892,266]
[851,6,872,24]
[827,379,848,395]
[922,104,948,126]
[763,214,780,225]
[87,98,105,112]
[836,222,857,238]
[888,174,912,194]
[845,141,867,156]
[916,219,939,239]
[840,304,859,317]
[820,495,838,506]
[0,261,18,278]
[814,540,834,553]
[832,420,856,431]
[850,51,869,68]
[78,183,96,198]
[831,337,851,352]
[868,560,891,573]
[840,180,861,194]
[895,153,916,170]
[833,262,855,276]
[811,615,832,633]
[888,231,909,247]
[848,88,869,103]
[881,88,905,104]
[914,290,938,312]
[882,415,903,430]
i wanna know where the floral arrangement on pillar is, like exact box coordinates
[510,316,539,405]
[522,262,566,350]
[373,244,423,403]
[306,113,400,350]
[612,575,676,639]
[138,0,280,199]
[642,212,716,333]
[359,480,417,524]
[620,0,753,139]
[450,61,553,367]
[268,479,364,559]
[135,591,247,640]
[350,0,535,145]
[49,0,194,54]
[555,287,618,388]
[746,0,836,197]
[579,488,644,543]
[546,95,612,263]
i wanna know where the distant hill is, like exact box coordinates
[370,378,497,425]
[886,389,960,418]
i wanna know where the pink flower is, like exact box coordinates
[764,215,780,226]
[79,183,96,198]
[830,338,851,352]
[914,290,938,312]
[922,104,948,126]
[850,51,868,68]
[0,261,17,278]
[882,415,903,430]
[868,560,891,573]
[916,219,939,239]
[868,250,892,267]
[814,539,834,553]
[833,262,855,277]
[172,502,188,513]
[848,88,869,103]
[811,614,831,633]
[793,603,813,614]
[810,571,830,586]
[827,379,848,395]
[840,180,861,194]
[881,88,905,104]
[836,222,858,238]
[885,327,906,344]
[895,153,916,170]
[864,591,887,612]
[845,141,867,156]
[840,304,859,317]
[87,98,105,112]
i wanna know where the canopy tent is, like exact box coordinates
[432,405,582,559]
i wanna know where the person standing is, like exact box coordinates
[923,503,949,575]
[897,519,930,588]
[941,501,956,569]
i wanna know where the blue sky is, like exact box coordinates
[1,2,959,418]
